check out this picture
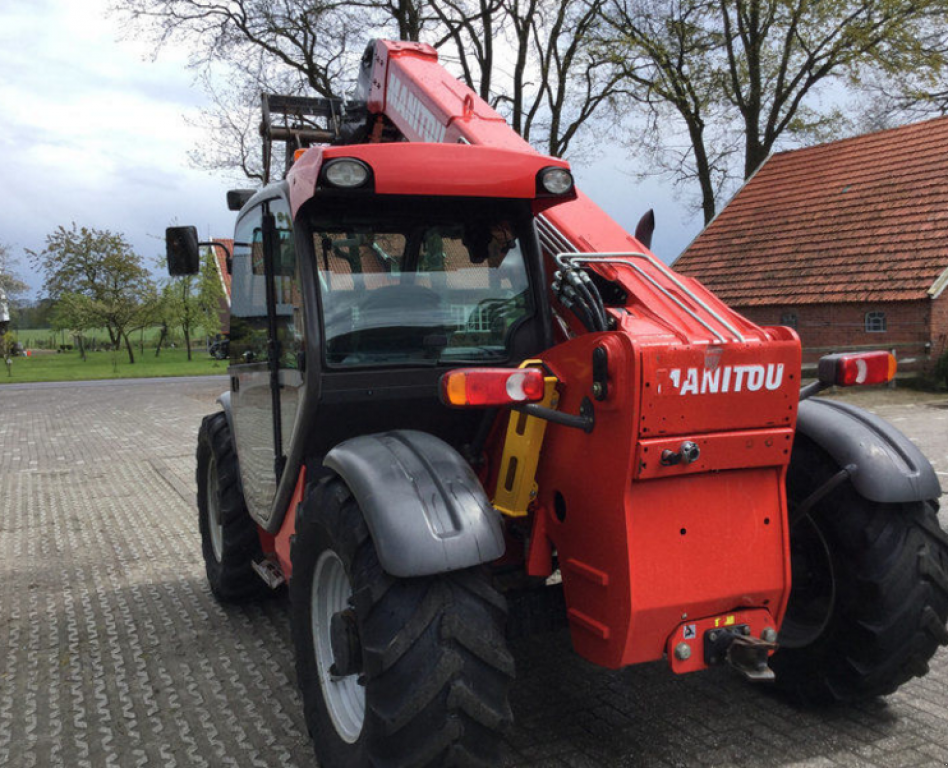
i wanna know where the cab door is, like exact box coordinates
[228,195,303,522]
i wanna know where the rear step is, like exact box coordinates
[252,555,286,589]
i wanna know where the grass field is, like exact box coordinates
[0,347,227,384]
[13,325,212,351]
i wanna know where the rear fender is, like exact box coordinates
[795,398,940,503]
[216,391,235,439]
[323,430,505,577]
[214,391,243,496]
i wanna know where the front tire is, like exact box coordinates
[773,436,948,703]
[196,412,268,603]
[291,477,514,768]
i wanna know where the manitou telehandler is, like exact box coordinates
[166,40,948,768]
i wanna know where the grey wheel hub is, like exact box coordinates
[207,455,224,563]
[312,550,365,743]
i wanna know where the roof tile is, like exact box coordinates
[675,116,948,305]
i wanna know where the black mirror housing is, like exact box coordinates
[166,226,200,276]
[227,189,255,212]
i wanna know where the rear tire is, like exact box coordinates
[196,412,268,603]
[773,436,948,704]
[291,477,514,768]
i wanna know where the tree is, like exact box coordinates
[28,224,156,364]
[50,293,95,361]
[198,246,226,340]
[0,243,29,326]
[430,0,623,156]
[160,247,223,361]
[598,0,948,223]
[164,274,199,361]
[117,0,618,174]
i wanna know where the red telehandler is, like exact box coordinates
[166,40,948,768]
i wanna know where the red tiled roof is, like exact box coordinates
[208,239,233,300]
[673,116,948,306]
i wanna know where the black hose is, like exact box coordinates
[560,291,596,333]
[568,273,605,331]
[580,270,608,329]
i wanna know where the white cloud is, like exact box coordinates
[0,0,233,294]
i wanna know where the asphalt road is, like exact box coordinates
[1,377,947,767]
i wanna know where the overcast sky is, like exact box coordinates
[0,0,700,300]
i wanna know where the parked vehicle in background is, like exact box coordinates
[208,334,229,360]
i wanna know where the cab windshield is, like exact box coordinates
[305,198,535,367]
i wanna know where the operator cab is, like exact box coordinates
[306,196,540,369]
[166,142,573,527]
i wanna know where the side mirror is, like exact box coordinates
[166,226,200,276]
[227,189,255,212]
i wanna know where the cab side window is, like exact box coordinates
[229,205,267,364]
[271,198,303,370]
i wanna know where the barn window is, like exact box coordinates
[780,312,798,329]
[865,311,887,333]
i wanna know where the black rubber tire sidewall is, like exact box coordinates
[196,412,268,603]
[290,478,369,767]
[290,476,515,768]
[773,435,948,704]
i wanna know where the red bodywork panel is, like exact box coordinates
[529,333,798,669]
[288,143,572,220]
[270,40,807,674]
[265,467,307,581]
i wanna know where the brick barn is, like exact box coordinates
[673,116,948,374]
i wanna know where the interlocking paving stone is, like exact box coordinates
[1,378,947,766]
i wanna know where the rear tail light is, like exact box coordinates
[440,368,546,407]
[817,351,897,387]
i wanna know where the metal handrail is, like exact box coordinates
[537,216,746,343]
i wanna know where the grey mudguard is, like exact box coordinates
[216,391,235,437]
[323,430,506,578]
[796,397,941,503]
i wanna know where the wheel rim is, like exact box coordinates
[780,514,836,649]
[312,550,365,743]
[206,455,224,564]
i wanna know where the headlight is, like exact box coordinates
[323,159,371,188]
[539,167,574,195]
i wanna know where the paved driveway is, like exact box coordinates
[1,378,947,767]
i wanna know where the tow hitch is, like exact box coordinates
[667,610,778,678]
[704,625,777,682]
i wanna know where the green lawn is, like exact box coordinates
[13,325,212,350]
[0,347,228,384]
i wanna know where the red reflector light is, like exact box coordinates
[440,368,546,407]
[818,351,897,387]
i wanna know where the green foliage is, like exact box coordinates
[157,245,226,361]
[932,350,948,389]
[29,224,156,364]
[163,274,198,360]
[15,299,55,330]
[198,247,225,339]
[0,242,29,304]
[1,331,14,357]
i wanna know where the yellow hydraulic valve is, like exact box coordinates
[492,363,559,518]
